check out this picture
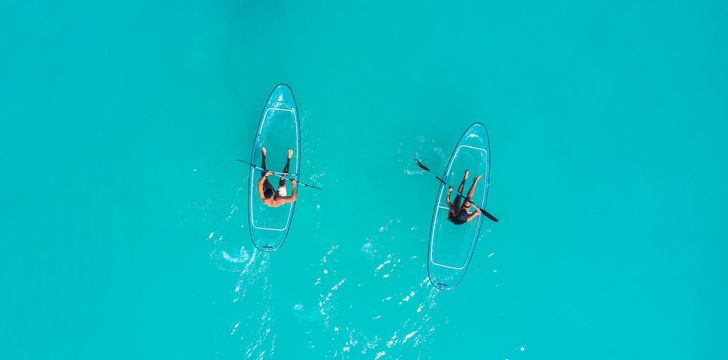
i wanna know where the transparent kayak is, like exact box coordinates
[247,84,300,252]
[427,122,491,290]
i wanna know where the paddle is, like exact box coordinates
[414,159,499,223]
[236,159,322,190]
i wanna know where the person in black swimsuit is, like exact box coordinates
[446,169,482,224]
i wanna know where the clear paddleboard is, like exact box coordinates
[248,84,300,252]
[427,122,491,290]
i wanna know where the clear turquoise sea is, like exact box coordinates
[2,0,727,358]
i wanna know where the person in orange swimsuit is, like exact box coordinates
[257,147,297,207]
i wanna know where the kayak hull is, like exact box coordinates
[247,84,300,252]
[427,122,491,290]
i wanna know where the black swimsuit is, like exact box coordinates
[449,195,471,224]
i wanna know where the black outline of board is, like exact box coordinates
[247,83,301,253]
[427,122,491,290]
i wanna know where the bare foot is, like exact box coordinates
[261,146,267,157]
[463,169,469,180]
[288,149,293,159]
[474,175,482,182]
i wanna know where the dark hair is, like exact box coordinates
[448,208,468,225]
[264,188,274,199]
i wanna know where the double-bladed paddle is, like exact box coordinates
[414,159,498,222]
[236,159,322,190]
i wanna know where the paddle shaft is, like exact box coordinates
[236,159,322,190]
[415,159,498,222]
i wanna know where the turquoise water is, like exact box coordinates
[2,0,727,358]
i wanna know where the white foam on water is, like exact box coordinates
[208,221,274,357]
[221,249,245,264]
[399,291,416,304]
[314,246,349,335]
[331,279,345,291]
[375,258,391,272]
[403,330,418,343]
[320,220,440,359]
[303,216,447,358]
[224,203,238,222]
[386,332,398,348]
[361,240,375,256]
[243,305,275,360]
[403,168,424,176]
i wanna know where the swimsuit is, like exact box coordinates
[449,195,471,224]
[277,185,287,197]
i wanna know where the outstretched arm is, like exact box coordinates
[466,208,481,222]
[280,179,298,204]
[283,179,298,203]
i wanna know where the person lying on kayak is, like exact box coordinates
[257,147,297,207]
[446,169,482,224]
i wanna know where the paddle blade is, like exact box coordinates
[302,183,323,190]
[480,209,499,223]
[414,159,430,172]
